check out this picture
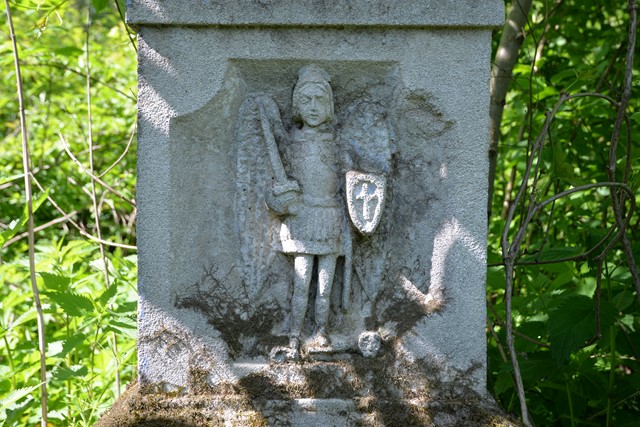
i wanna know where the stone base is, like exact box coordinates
[96,383,518,426]
[97,357,520,427]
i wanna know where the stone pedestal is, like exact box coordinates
[123,1,506,425]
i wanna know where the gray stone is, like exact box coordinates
[126,1,505,424]
[126,0,504,28]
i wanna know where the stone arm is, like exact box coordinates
[252,94,301,216]
[265,188,300,216]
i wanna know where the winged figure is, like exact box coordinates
[235,65,392,356]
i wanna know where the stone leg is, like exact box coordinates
[290,254,314,345]
[315,254,337,344]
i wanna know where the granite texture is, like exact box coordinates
[127,0,505,28]
[127,0,503,423]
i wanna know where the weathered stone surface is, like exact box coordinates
[97,378,521,427]
[126,0,504,424]
[127,0,504,28]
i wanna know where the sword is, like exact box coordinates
[257,100,300,196]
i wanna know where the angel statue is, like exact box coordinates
[236,65,391,358]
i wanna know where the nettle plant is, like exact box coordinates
[1,0,639,426]
[2,1,137,425]
[1,242,137,425]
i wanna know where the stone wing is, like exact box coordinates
[235,94,286,297]
[339,99,394,174]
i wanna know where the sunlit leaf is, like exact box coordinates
[47,334,86,359]
[0,384,40,407]
[54,46,84,57]
[39,272,71,292]
[97,281,118,307]
[44,291,95,317]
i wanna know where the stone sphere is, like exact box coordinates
[358,331,382,358]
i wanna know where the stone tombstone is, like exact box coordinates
[128,1,505,425]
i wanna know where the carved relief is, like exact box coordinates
[235,65,393,359]
[346,171,386,236]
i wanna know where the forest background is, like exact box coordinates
[1,0,638,426]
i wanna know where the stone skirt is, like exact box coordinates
[280,205,342,255]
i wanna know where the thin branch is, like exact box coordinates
[501,166,518,219]
[502,181,636,273]
[31,174,137,250]
[113,0,137,53]
[487,223,617,267]
[487,302,551,349]
[607,0,640,302]
[23,60,136,101]
[502,92,570,256]
[504,262,532,426]
[487,316,509,363]
[503,91,624,259]
[60,134,136,207]
[500,87,635,427]
[98,121,136,178]
[4,1,48,424]
[3,210,79,247]
[532,182,635,217]
[84,9,120,396]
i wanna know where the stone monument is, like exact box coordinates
[101,1,513,425]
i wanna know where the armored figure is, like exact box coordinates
[236,64,391,358]
[267,65,345,350]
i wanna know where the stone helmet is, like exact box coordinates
[292,64,335,125]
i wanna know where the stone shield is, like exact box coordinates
[346,171,386,235]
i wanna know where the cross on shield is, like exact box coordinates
[346,171,387,235]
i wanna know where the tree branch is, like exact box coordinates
[488,0,534,219]
[607,0,640,302]
[4,1,48,424]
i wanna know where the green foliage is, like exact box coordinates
[2,0,638,426]
[1,0,137,425]
[1,241,138,425]
[488,0,640,425]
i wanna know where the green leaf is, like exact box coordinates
[0,190,49,246]
[612,290,634,312]
[494,365,514,395]
[47,334,86,359]
[47,340,64,357]
[106,317,137,338]
[52,365,88,381]
[28,191,49,218]
[520,247,584,264]
[519,354,560,384]
[97,282,118,307]
[0,220,21,247]
[0,384,39,407]
[0,172,24,186]
[0,307,36,337]
[577,365,608,401]
[548,295,596,362]
[45,291,94,317]
[536,85,559,101]
[54,46,84,57]
[91,0,110,11]
[39,272,71,292]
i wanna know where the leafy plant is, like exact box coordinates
[488,1,639,426]
[2,0,638,426]
[1,1,137,425]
